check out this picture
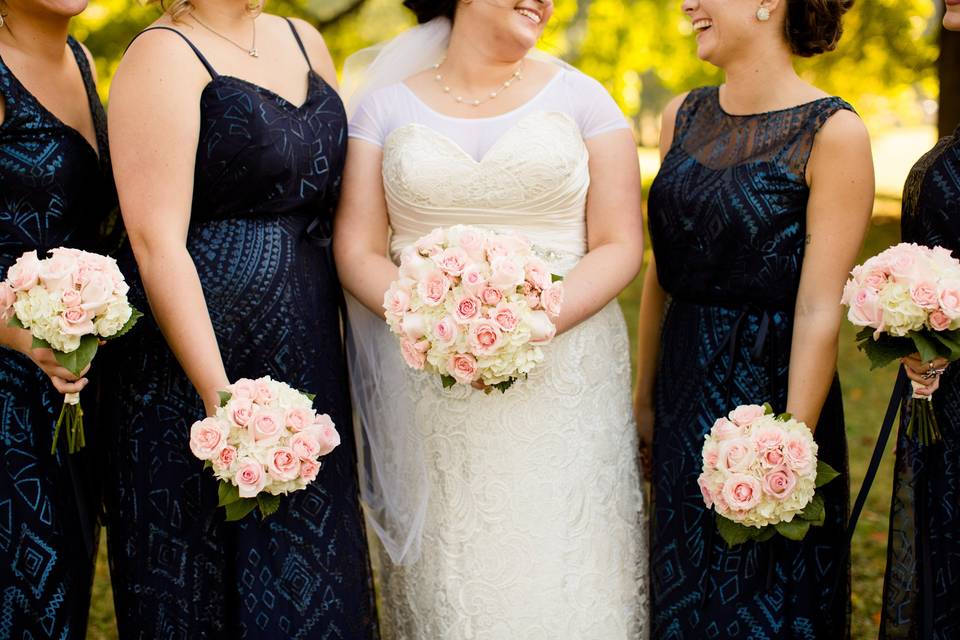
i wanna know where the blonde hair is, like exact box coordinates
[148,0,263,23]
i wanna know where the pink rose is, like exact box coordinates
[251,410,284,443]
[39,253,76,294]
[940,284,960,319]
[527,310,557,344]
[751,424,784,452]
[414,228,445,255]
[434,247,469,277]
[524,258,552,290]
[721,474,762,512]
[493,303,521,332]
[290,432,321,460]
[718,437,757,472]
[454,229,486,261]
[467,319,502,355]
[930,309,952,331]
[702,441,721,468]
[400,338,427,370]
[313,423,341,456]
[453,295,482,324]
[268,447,301,482]
[698,473,715,509]
[0,283,14,320]
[228,399,255,427]
[213,445,238,471]
[784,435,816,474]
[540,282,564,318]
[459,264,487,295]
[383,287,411,316]
[189,417,228,461]
[61,288,82,309]
[59,306,95,336]
[449,352,479,384]
[7,251,41,292]
[486,234,530,259]
[728,405,766,427]
[848,287,882,328]
[911,282,940,310]
[762,466,798,500]
[234,458,267,498]
[299,459,320,483]
[284,407,314,432]
[761,448,785,468]
[417,270,451,307]
[401,313,428,340]
[887,248,919,280]
[433,316,459,347]
[313,413,335,431]
[79,271,114,315]
[521,282,540,309]
[489,257,525,289]
[254,381,274,405]
[398,250,436,281]
[230,379,258,400]
[863,268,889,290]
[710,418,743,441]
[480,286,503,307]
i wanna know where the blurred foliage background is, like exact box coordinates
[73,1,955,638]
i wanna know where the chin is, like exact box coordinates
[42,0,89,18]
[945,6,960,32]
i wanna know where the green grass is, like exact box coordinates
[86,216,903,639]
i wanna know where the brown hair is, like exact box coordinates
[146,0,261,23]
[784,0,854,57]
[402,0,458,24]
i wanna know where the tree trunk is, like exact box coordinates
[940,25,960,137]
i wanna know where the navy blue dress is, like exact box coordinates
[0,37,115,638]
[881,125,960,639]
[647,87,853,639]
[101,23,378,639]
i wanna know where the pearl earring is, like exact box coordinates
[756,6,771,21]
[0,13,5,28]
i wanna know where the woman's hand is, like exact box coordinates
[901,353,948,396]
[9,329,90,394]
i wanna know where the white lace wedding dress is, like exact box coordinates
[349,68,648,640]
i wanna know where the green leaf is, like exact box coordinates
[762,402,774,415]
[217,481,240,507]
[775,518,812,541]
[931,330,960,360]
[493,380,514,394]
[441,375,457,389]
[910,330,949,363]
[798,494,826,525]
[108,307,143,340]
[857,331,917,370]
[7,314,24,329]
[776,412,793,422]
[203,460,212,470]
[304,392,316,402]
[716,515,759,547]
[52,335,99,377]
[217,391,232,408]
[257,494,282,518]
[31,336,51,350]
[550,273,563,283]
[755,526,777,543]
[224,498,257,521]
[815,461,841,488]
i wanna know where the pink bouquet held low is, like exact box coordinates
[0,248,141,454]
[383,225,564,393]
[698,404,839,547]
[189,376,341,521]
[842,242,960,444]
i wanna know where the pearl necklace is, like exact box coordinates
[432,58,525,107]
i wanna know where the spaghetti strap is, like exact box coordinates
[284,18,313,71]
[128,27,218,79]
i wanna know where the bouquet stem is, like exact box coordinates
[907,383,941,445]
[52,392,85,455]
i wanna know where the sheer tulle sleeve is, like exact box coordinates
[348,91,388,148]
[565,71,630,140]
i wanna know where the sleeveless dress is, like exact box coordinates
[0,37,115,638]
[349,70,648,640]
[100,23,378,639]
[881,125,960,639]
[647,87,854,639]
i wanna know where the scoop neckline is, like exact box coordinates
[399,67,565,122]
[713,86,837,118]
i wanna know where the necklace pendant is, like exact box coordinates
[249,48,259,58]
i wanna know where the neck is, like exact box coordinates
[0,7,71,61]
[719,41,799,113]
[189,0,254,27]
[444,25,526,91]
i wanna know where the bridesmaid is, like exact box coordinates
[0,0,114,635]
[635,0,873,636]
[101,0,378,636]
[881,4,960,637]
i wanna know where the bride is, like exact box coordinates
[334,0,648,637]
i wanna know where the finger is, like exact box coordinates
[901,358,928,374]
[50,376,87,395]
[44,365,81,382]
[78,364,91,378]
[904,368,930,385]
[933,357,949,370]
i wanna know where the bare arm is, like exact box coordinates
[109,31,229,415]
[786,110,874,429]
[634,93,686,449]
[288,17,339,91]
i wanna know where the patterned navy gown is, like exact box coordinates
[881,124,960,639]
[647,87,853,638]
[101,22,378,638]
[0,38,115,637]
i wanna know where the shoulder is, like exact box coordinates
[660,92,691,127]
[73,39,98,77]
[110,22,208,106]
[279,15,338,88]
[812,106,869,152]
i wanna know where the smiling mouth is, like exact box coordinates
[692,19,713,34]
[516,8,542,24]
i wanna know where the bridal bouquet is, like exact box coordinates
[189,376,341,521]
[698,404,839,546]
[383,225,564,392]
[842,242,960,444]
[0,248,141,454]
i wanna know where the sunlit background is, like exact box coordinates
[72,0,957,637]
